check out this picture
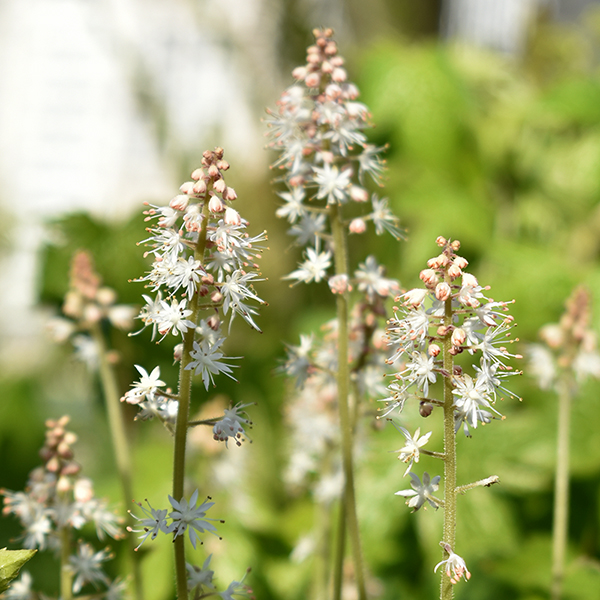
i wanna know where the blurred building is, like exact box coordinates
[442,0,597,53]
[0,0,267,361]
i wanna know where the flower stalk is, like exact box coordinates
[528,286,600,599]
[330,203,367,600]
[385,237,520,596]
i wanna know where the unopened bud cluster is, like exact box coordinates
[529,285,600,389]
[47,251,136,366]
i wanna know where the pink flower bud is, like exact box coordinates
[208,164,220,178]
[191,168,203,181]
[170,194,190,211]
[223,186,237,201]
[428,344,441,357]
[213,179,226,193]
[451,327,466,347]
[331,67,347,82]
[321,60,333,73]
[180,181,195,194]
[419,268,438,286]
[328,274,351,294]
[436,236,447,247]
[217,160,229,171]
[224,207,241,226]
[349,185,369,202]
[207,314,220,330]
[402,288,428,308]
[349,218,366,234]
[292,66,307,80]
[305,72,320,88]
[419,402,433,417]
[427,253,449,269]
[462,273,478,287]
[447,264,462,279]
[435,282,452,302]
[173,343,183,362]
[208,195,225,213]
[454,256,468,269]
[193,180,207,194]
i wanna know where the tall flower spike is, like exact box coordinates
[266,28,403,600]
[384,238,520,596]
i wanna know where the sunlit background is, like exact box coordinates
[2,1,600,599]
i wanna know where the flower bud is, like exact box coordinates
[328,274,351,294]
[180,181,195,194]
[331,67,347,82]
[428,344,441,357]
[349,218,366,234]
[292,66,307,80]
[225,207,241,226]
[435,282,451,302]
[190,168,203,181]
[349,185,369,202]
[208,195,225,213]
[207,314,220,330]
[402,288,428,308]
[462,272,478,287]
[208,164,220,178]
[451,327,466,347]
[213,179,226,193]
[173,343,183,362]
[419,269,438,287]
[193,179,207,194]
[427,253,449,269]
[436,236,447,247]
[223,186,237,201]
[419,402,433,418]
[170,194,190,211]
[305,72,320,88]
[447,263,462,279]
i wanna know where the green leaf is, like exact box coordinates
[0,548,37,593]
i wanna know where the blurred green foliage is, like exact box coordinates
[3,11,600,600]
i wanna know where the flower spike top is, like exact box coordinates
[122,148,266,431]
[266,28,403,287]
[384,236,521,437]
[529,285,600,389]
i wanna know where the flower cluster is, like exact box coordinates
[387,237,520,587]
[128,491,251,598]
[0,417,123,598]
[529,285,600,389]
[385,236,520,438]
[265,27,402,286]
[282,293,397,493]
[47,250,136,368]
[121,147,266,441]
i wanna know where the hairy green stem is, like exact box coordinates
[441,295,457,600]
[173,196,211,599]
[551,377,572,600]
[92,323,144,600]
[329,203,367,600]
[59,523,73,600]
